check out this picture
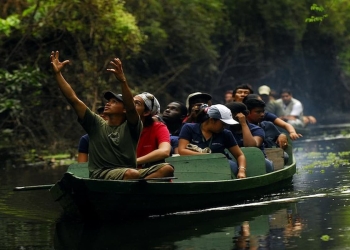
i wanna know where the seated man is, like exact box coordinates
[258,85,284,117]
[225,102,274,173]
[232,84,254,102]
[243,94,302,141]
[183,92,212,123]
[134,92,174,174]
[161,101,187,154]
[275,89,305,128]
[224,90,233,104]
[50,51,173,180]
[244,98,289,165]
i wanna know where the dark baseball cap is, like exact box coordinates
[97,106,105,114]
[104,91,123,102]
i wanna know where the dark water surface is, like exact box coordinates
[1,127,350,249]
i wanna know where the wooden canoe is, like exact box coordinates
[50,146,296,221]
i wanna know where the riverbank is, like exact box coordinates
[0,150,75,169]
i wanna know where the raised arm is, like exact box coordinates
[50,51,87,119]
[107,58,139,125]
[236,113,262,147]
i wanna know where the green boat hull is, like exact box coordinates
[50,147,296,221]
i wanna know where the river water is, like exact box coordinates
[1,125,350,250]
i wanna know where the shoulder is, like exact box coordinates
[153,121,168,128]
[248,122,265,134]
[153,121,170,134]
[79,134,89,143]
[179,123,199,137]
[261,121,274,128]
[275,99,282,104]
[292,98,302,105]
[127,118,143,130]
[222,129,235,140]
[223,128,234,136]
[248,122,260,129]
[182,123,198,130]
[79,108,98,124]
[264,112,277,121]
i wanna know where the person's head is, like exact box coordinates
[97,106,108,120]
[244,99,266,124]
[185,92,212,114]
[233,84,254,102]
[243,94,262,103]
[197,104,238,133]
[162,101,187,124]
[225,102,249,119]
[224,90,233,103]
[280,88,293,105]
[225,102,250,131]
[103,91,125,116]
[269,89,278,100]
[258,85,271,103]
[134,92,161,126]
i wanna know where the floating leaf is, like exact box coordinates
[320,235,330,241]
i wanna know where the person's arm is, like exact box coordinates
[77,153,88,163]
[107,58,139,125]
[236,113,262,147]
[273,118,302,140]
[50,51,87,120]
[274,102,285,117]
[228,145,246,179]
[178,138,202,155]
[171,136,179,154]
[304,115,317,125]
[137,142,171,165]
[185,103,203,123]
[77,135,89,162]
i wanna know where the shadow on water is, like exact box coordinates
[53,201,298,250]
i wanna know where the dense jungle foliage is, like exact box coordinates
[1,0,350,156]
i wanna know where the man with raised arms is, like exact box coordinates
[50,51,173,180]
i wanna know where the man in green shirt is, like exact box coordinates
[50,51,173,180]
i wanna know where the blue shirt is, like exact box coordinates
[229,122,266,156]
[263,112,278,123]
[170,135,179,155]
[78,134,89,153]
[179,123,238,156]
[260,121,282,148]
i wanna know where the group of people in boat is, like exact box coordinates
[50,52,313,181]
[225,85,317,128]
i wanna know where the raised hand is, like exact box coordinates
[277,134,288,149]
[50,51,70,73]
[235,112,246,124]
[107,58,127,83]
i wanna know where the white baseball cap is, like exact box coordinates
[258,85,271,95]
[207,104,238,125]
[185,92,212,109]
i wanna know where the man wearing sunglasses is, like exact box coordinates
[50,51,173,180]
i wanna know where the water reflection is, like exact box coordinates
[53,202,296,250]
